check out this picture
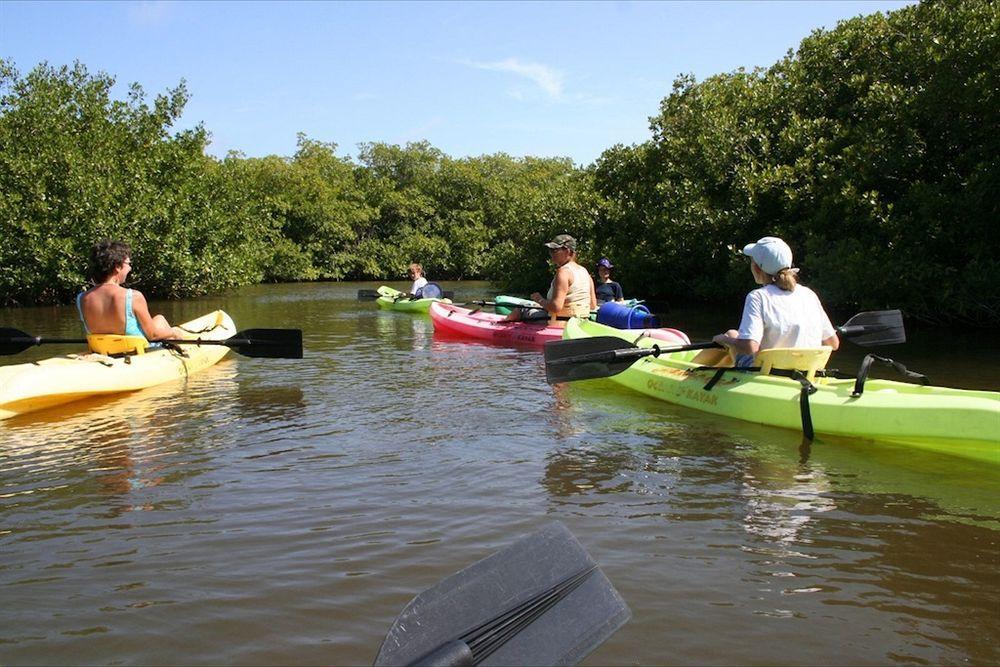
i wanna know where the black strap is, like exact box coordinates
[790,370,817,441]
[853,354,931,397]
[696,365,816,439]
[703,368,729,391]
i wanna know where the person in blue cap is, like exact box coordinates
[594,257,624,304]
[693,236,839,367]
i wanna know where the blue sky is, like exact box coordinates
[2,0,912,165]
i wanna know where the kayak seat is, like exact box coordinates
[87,334,149,356]
[419,282,444,299]
[756,347,832,382]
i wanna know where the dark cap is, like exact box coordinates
[543,234,577,251]
[597,257,613,269]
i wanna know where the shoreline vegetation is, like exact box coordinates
[1,0,996,325]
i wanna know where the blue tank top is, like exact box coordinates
[76,289,147,338]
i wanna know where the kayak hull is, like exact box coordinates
[0,310,236,420]
[563,318,1000,464]
[431,302,690,350]
[375,286,450,313]
[431,301,568,348]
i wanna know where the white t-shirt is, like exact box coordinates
[737,284,836,350]
[410,276,428,295]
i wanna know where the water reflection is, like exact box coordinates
[2,282,998,666]
[235,381,307,426]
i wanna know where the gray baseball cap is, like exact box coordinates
[544,234,577,251]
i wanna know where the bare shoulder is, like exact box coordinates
[130,289,150,307]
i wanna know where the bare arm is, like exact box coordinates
[532,266,572,314]
[712,330,759,357]
[132,291,178,340]
[823,333,840,351]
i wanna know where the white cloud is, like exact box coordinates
[128,1,174,26]
[465,58,564,99]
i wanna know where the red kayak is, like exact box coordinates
[430,302,690,350]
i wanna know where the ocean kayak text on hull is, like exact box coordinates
[556,318,1000,464]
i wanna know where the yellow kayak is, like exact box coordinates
[0,310,236,420]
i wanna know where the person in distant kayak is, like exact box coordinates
[406,263,428,297]
[77,240,184,341]
[693,236,839,367]
[594,257,624,304]
[508,234,597,321]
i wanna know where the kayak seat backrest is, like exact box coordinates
[756,346,832,382]
[420,282,443,299]
[87,334,149,356]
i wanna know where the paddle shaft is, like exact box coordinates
[4,334,281,349]
[0,327,303,359]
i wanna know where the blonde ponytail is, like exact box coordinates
[772,268,798,291]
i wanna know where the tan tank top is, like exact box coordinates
[547,263,592,317]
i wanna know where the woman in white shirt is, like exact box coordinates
[694,236,839,367]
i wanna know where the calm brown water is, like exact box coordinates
[2,282,998,666]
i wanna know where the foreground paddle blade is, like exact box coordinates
[373,521,630,667]
[837,309,905,346]
[358,289,380,300]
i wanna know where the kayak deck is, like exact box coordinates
[0,310,236,420]
[564,318,1000,464]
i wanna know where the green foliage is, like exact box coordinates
[592,0,999,324]
[0,60,273,304]
[2,0,996,325]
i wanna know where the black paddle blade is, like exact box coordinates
[358,289,380,300]
[544,337,653,384]
[837,309,905,347]
[0,327,39,355]
[224,328,303,359]
[373,521,630,667]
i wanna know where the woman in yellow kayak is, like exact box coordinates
[694,236,840,367]
[76,240,184,341]
[509,234,597,321]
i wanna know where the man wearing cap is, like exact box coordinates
[513,234,596,321]
[595,257,624,304]
[693,236,839,367]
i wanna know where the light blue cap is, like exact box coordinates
[742,237,793,275]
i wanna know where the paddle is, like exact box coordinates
[0,327,303,359]
[373,521,630,667]
[545,309,905,384]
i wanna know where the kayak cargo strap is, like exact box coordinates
[698,366,817,440]
[852,354,930,397]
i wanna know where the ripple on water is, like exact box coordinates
[1,286,999,666]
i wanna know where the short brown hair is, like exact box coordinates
[90,240,131,282]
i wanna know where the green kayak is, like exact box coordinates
[375,286,451,313]
[561,318,1000,464]
[493,295,541,316]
